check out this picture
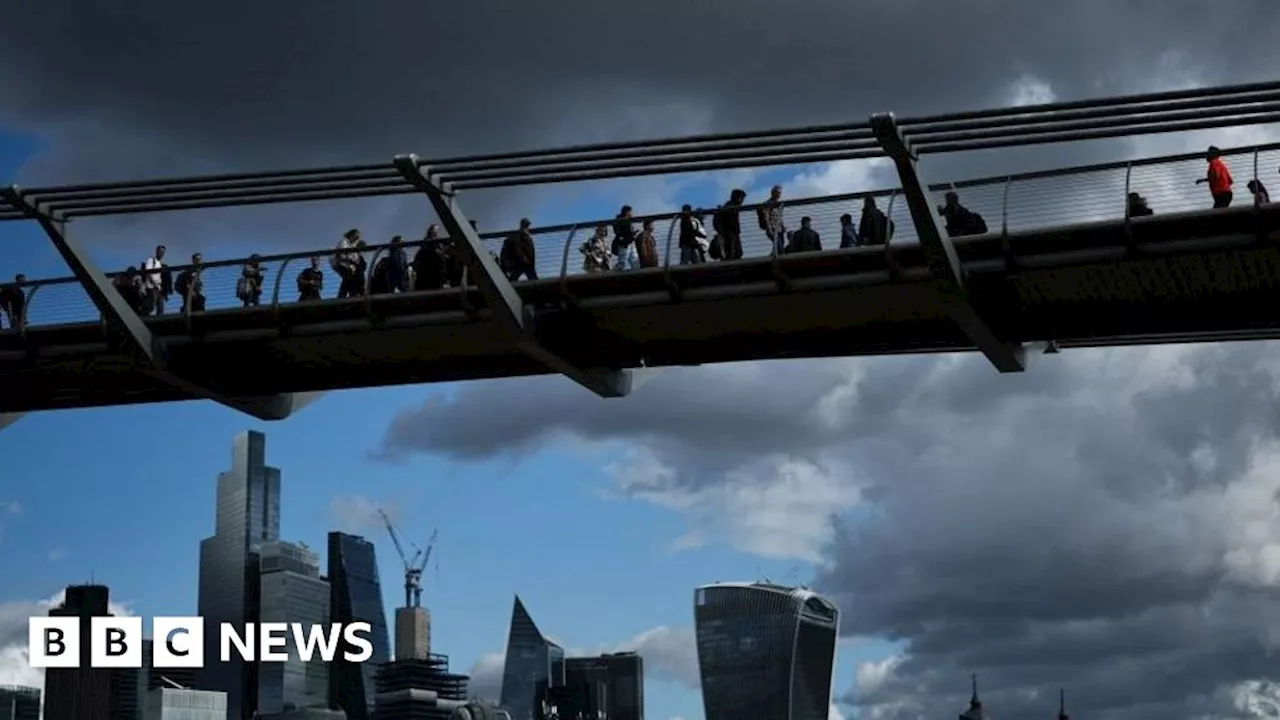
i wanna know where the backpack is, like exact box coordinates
[235,277,249,300]
[971,212,988,234]
[175,269,192,297]
[709,234,724,260]
[756,206,769,231]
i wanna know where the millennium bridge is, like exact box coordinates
[3,79,1280,424]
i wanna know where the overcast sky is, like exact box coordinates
[4,1,1280,718]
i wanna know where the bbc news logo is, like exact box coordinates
[28,617,374,668]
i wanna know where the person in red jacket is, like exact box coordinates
[1196,145,1234,208]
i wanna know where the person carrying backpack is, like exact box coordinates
[937,191,987,237]
[175,253,205,313]
[858,197,893,246]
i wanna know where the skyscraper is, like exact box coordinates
[256,540,330,714]
[328,531,392,720]
[560,652,644,720]
[198,430,282,720]
[693,582,839,720]
[0,685,40,720]
[499,596,563,720]
[43,584,114,720]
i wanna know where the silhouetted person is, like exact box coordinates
[636,219,659,268]
[369,255,391,294]
[297,256,324,301]
[677,205,704,265]
[858,197,893,245]
[175,253,205,313]
[237,254,264,307]
[413,225,447,291]
[758,184,786,254]
[333,228,364,298]
[112,267,144,314]
[1249,179,1270,205]
[1127,192,1153,217]
[580,225,611,273]
[612,205,639,271]
[501,218,537,281]
[0,274,26,329]
[839,213,858,248]
[1197,145,1233,208]
[142,244,171,316]
[938,191,987,237]
[716,189,746,260]
[387,235,410,292]
[786,216,821,253]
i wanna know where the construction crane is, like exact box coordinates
[378,508,438,608]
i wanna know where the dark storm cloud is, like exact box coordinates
[378,342,1280,717]
[2,0,1277,262]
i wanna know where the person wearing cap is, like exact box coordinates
[1196,146,1234,208]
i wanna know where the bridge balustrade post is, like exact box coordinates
[869,114,1026,373]
[392,154,648,398]
[1000,176,1012,235]
[559,225,580,280]
[0,185,305,422]
[1254,148,1261,206]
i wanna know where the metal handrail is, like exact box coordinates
[9,140,1280,330]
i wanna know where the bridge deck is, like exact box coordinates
[2,203,1279,413]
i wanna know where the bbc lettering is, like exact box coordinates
[28,617,373,668]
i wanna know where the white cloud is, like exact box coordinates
[329,494,400,535]
[1,500,20,515]
[609,446,860,563]
[855,654,904,697]
[1006,73,1057,107]
[0,590,133,694]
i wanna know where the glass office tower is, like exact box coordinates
[0,685,40,720]
[197,430,282,720]
[327,531,392,720]
[256,540,330,714]
[694,582,839,720]
[559,652,644,720]
[499,596,564,720]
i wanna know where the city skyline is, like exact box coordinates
[4,5,1279,716]
[0,424,817,719]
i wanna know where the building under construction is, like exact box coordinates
[371,654,469,720]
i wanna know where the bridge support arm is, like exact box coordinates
[3,186,307,420]
[868,115,1025,373]
[393,155,638,397]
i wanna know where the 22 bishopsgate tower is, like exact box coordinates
[197,430,282,720]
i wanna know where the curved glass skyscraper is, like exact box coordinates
[694,582,839,720]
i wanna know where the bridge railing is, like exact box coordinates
[5,141,1280,331]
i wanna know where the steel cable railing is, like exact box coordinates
[1,142,1275,331]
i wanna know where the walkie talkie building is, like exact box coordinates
[693,582,839,720]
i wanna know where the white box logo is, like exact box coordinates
[90,617,143,668]
[152,617,204,668]
[27,617,80,668]
[27,616,373,667]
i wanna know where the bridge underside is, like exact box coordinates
[3,204,1280,413]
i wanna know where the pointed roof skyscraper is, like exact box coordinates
[1058,688,1069,720]
[499,595,564,720]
